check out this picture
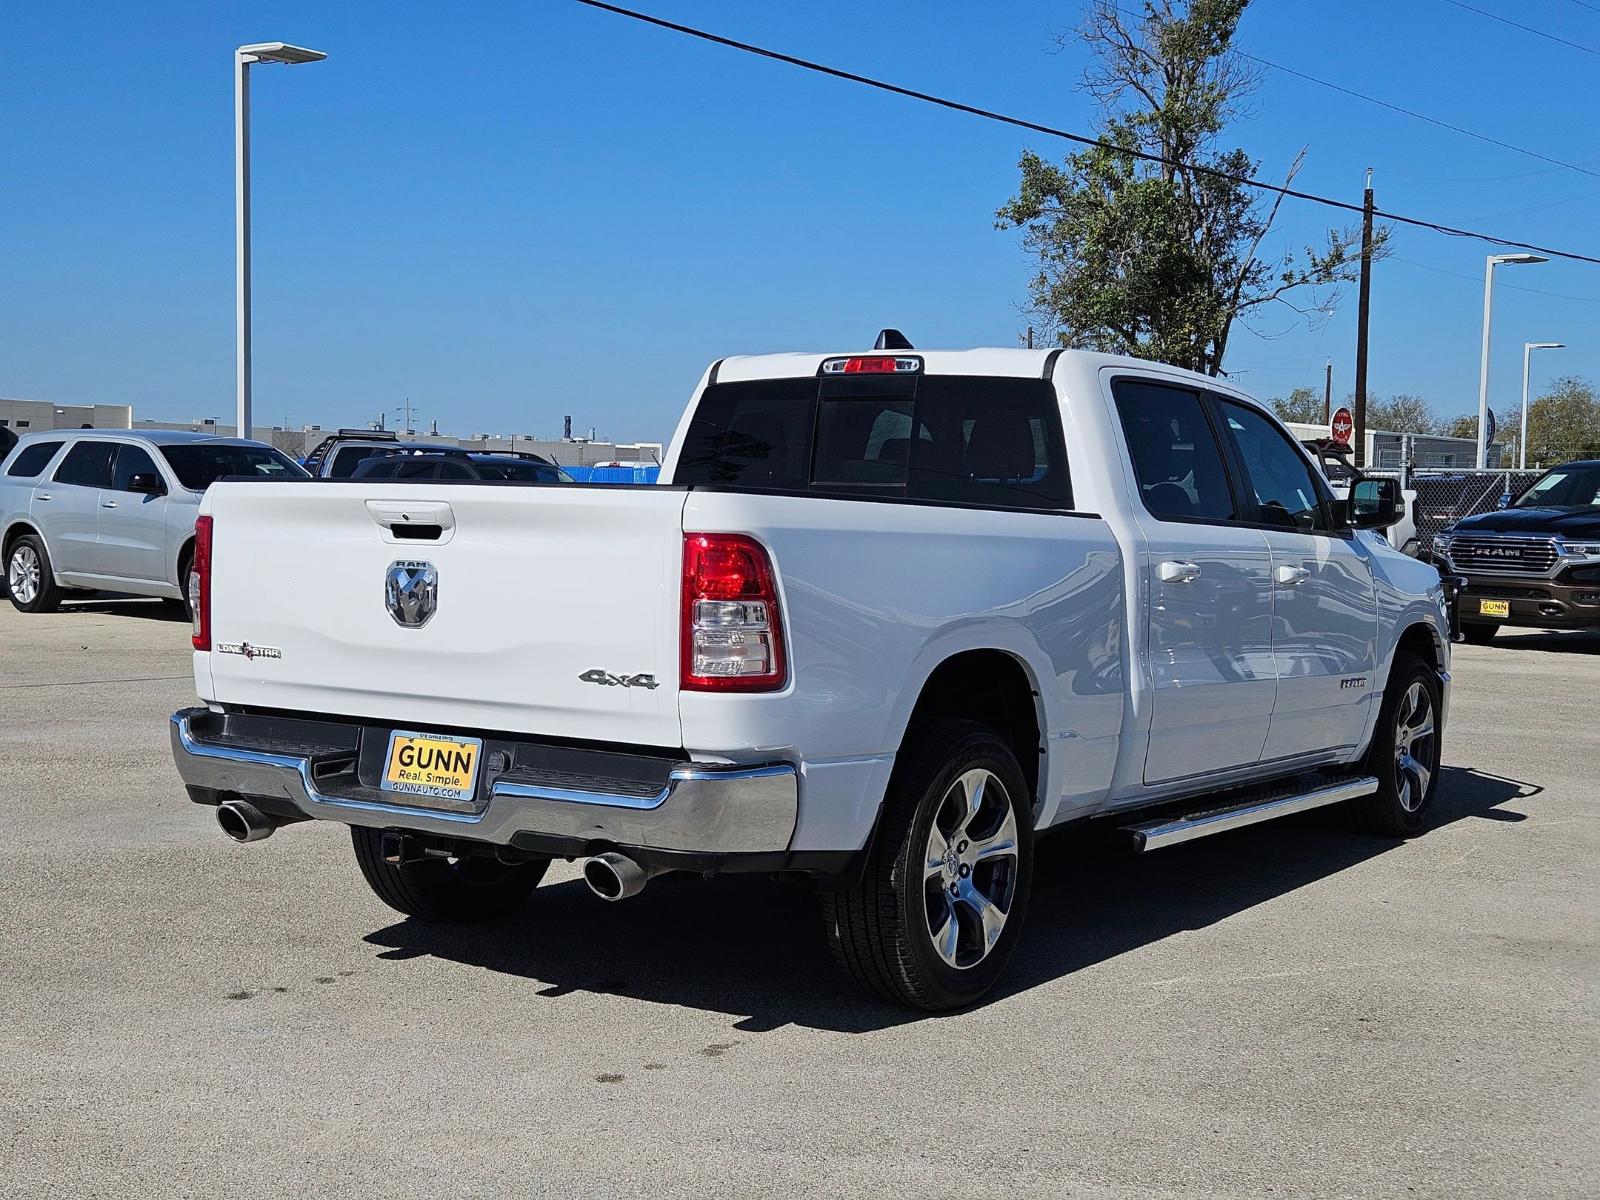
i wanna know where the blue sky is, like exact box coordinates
[2,0,1596,442]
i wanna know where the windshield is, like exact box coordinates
[160,444,307,490]
[1513,465,1600,509]
[471,459,573,482]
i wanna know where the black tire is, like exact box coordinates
[1349,653,1443,837]
[350,827,549,922]
[5,534,62,614]
[822,719,1035,1011]
[1459,622,1498,645]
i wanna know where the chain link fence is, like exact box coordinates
[1364,468,1545,553]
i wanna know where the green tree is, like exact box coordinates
[1363,393,1437,435]
[996,0,1377,374]
[1270,386,1323,424]
[1441,409,1518,447]
[1522,376,1600,465]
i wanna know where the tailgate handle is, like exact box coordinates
[365,500,455,541]
[391,523,444,541]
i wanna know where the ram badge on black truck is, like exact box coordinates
[1434,460,1600,642]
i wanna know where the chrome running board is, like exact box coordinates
[1122,775,1379,852]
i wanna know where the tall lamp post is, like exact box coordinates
[236,41,326,441]
[1474,252,1547,468]
[1520,341,1564,470]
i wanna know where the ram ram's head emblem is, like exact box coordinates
[385,561,438,628]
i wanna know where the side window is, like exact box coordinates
[110,444,160,492]
[1218,400,1327,532]
[7,441,64,478]
[907,377,1071,509]
[394,460,441,480]
[437,461,472,480]
[1112,379,1237,522]
[53,442,116,488]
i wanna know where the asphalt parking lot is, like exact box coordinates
[1,599,1595,1198]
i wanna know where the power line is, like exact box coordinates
[1235,50,1600,179]
[1105,5,1599,180]
[1566,0,1600,13]
[571,0,1600,266]
[1394,255,1600,303]
[1439,0,1600,56]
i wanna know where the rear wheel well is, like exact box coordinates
[3,522,41,564]
[900,650,1042,805]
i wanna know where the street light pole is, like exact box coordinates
[235,42,326,442]
[1475,252,1547,469]
[1520,341,1565,470]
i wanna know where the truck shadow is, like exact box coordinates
[1489,630,1600,655]
[362,765,1540,1034]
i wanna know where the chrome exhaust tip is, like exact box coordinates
[216,798,276,844]
[581,851,656,901]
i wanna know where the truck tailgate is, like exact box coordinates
[199,482,687,748]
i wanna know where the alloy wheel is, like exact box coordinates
[8,545,40,606]
[1393,681,1436,812]
[923,768,1020,970]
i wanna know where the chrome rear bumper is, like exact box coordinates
[169,709,798,855]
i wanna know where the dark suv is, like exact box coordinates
[349,453,573,483]
[1433,460,1600,643]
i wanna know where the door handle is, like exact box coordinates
[101,499,119,509]
[1275,564,1311,586]
[1158,560,1202,584]
[35,492,51,501]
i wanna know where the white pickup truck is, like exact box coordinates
[170,343,1451,1010]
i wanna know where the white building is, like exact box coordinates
[1282,422,1502,469]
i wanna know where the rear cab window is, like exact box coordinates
[7,441,64,478]
[674,372,1072,511]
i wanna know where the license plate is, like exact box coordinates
[381,730,483,803]
[1478,599,1510,618]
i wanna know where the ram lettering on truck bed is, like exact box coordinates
[171,341,1451,1010]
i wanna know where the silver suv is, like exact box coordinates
[1,430,305,613]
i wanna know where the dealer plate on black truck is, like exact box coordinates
[382,730,483,802]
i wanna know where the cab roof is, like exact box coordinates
[710,348,1237,395]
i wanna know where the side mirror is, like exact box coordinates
[1346,477,1401,529]
[127,472,167,496]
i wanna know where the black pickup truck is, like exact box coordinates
[1433,460,1600,642]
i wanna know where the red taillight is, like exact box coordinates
[681,533,785,692]
[190,515,212,651]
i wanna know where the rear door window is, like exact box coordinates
[7,441,63,478]
[675,374,1072,510]
[53,441,116,488]
[1112,379,1238,522]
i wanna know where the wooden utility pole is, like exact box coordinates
[1353,169,1375,467]
[1323,358,1333,424]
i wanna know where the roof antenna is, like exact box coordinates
[874,328,913,351]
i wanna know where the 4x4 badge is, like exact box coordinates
[579,669,660,690]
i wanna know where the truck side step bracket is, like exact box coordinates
[1122,775,1380,852]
